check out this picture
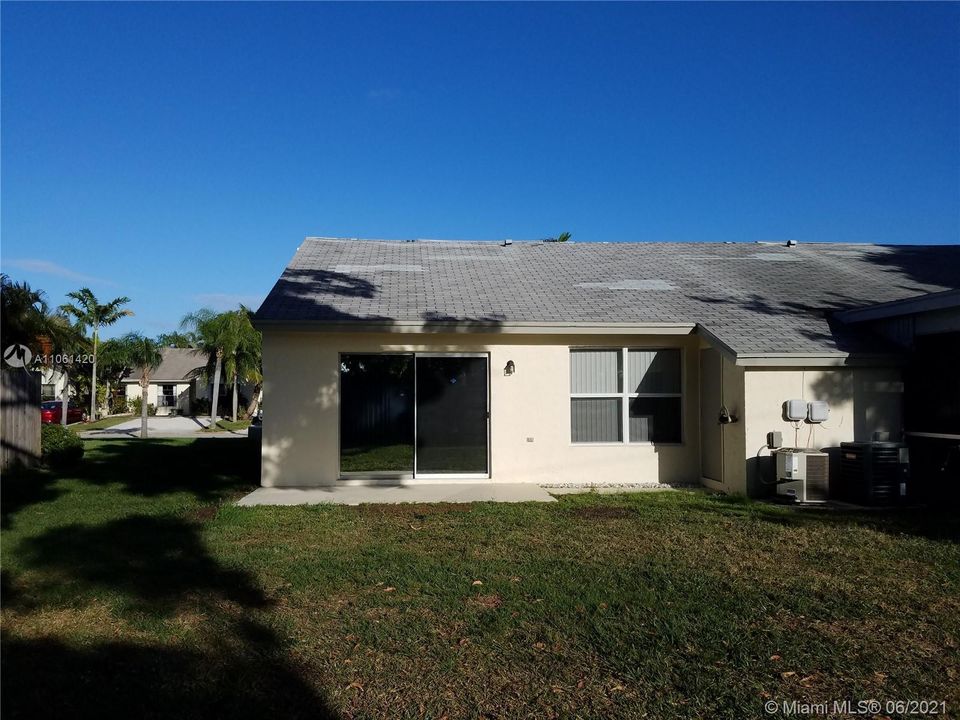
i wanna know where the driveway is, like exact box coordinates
[79,416,246,439]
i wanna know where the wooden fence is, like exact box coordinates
[1,368,41,470]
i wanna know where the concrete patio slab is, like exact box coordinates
[237,484,558,506]
[546,484,677,495]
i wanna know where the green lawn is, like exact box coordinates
[204,418,252,432]
[71,414,134,432]
[2,439,958,719]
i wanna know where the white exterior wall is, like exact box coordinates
[737,366,903,496]
[39,367,70,400]
[261,331,702,488]
[124,382,193,414]
[125,382,156,407]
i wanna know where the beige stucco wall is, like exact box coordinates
[721,353,747,493]
[736,367,903,496]
[260,331,702,487]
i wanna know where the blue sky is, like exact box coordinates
[2,2,958,337]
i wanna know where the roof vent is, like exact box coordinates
[786,239,798,248]
[502,239,513,246]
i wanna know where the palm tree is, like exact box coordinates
[60,288,133,421]
[223,306,262,422]
[47,314,90,427]
[97,338,132,415]
[156,331,197,348]
[1,274,54,353]
[237,306,263,420]
[1,276,87,424]
[119,333,163,439]
[181,309,243,426]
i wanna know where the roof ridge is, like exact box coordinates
[302,236,895,247]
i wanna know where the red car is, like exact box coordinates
[40,401,87,424]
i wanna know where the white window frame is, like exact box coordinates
[570,347,683,445]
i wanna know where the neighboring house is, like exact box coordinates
[123,346,258,417]
[39,366,69,402]
[253,237,960,495]
[123,347,206,416]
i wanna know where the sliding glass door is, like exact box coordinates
[339,353,489,478]
[415,355,489,476]
[339,355,415,474]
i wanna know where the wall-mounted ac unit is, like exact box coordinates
[775,449,829,503]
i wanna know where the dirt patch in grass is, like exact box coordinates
[468,593,503,610]
[356,503,473,518]
[569,506,636,520]
[185,505,219,523]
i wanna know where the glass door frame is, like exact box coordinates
[413,352,490,480]
[337,351,491,481]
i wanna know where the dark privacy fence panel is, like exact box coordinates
[339,355,414,472]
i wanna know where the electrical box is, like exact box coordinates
[784,399,806,422]
[766,431,782,449]
[807,401,829,423]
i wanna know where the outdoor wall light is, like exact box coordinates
[504,360,516,376]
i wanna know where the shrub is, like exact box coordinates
[109,393,128,415]
[96,385,108,414]
[192,398,211,416]
[41,424,84,469]
[128,397,157,416]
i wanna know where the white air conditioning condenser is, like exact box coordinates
[775,449,829,503]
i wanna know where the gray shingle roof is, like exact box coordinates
[255,238,960,357]
[122,347,206,383]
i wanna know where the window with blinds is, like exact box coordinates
[570,348,682,444]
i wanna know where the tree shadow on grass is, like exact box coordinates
[8,515,268,615]
[74,437,258,500]
[2,634,334,720]
[0,464,62,529]
[698,494,960,544]
[2,438,257,529]
[2,514,339,719]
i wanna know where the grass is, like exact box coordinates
[71,414,134,432]
[2,439,958,719]
[202,418,252,432]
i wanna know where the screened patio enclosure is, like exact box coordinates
[339,353,489,478]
